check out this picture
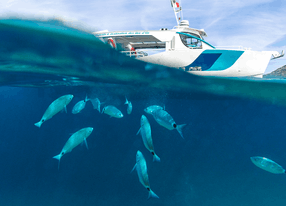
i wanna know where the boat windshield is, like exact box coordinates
[179,33,202,49]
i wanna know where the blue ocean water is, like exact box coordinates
[0,19,286,206]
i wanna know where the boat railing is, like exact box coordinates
[215,46,252,50]
[120,49,165,58]
[120,51,146,58]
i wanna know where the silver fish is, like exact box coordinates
[152,109,186,139]
[131,151,159,199]
[250,156,285,174]
[124,97,132,114]
[53,127,93,169]
[72,96,89,114]
[90,98,104,112]
[144,105,164,115]
[137,115,160,162]
[102,105,123,118]
[34,94,73,128]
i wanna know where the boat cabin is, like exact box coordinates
[93,20,214,58]
[92,0,284,77]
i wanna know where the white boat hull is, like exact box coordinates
[139,49,274,77]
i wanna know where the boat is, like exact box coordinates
[93,0,284,78]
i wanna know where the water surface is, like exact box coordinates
[0,19,286,206]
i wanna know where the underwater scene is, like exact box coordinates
[0,19,286,206]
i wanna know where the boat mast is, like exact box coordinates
[170,0,183,25]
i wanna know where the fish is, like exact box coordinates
[250,156,286,174]
[72,96,89,114]
[137,115,160,162]
[124,97,132,114]
[53,127,93,169]
[90,98,104,112]
[34,94,74,128]
[131,150,159,199]
[144,105,164,114]
[102,105,123,118]
[151,109,186,139]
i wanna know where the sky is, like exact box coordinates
[1,0,286,73]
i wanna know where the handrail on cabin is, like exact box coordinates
[177,32,216,49]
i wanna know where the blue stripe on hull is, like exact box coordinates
[186,50,244,71]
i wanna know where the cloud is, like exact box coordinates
[195,1,286,52]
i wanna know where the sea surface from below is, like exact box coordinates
[0,18,286,206]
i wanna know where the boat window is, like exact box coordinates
[179,33,202,49]
[103,35,166,58]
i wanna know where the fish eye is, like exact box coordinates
[151,152,154,155]
[147,187,150,191]
[41,120,44,122]
[61,152,64,155]
[173,124,177,128]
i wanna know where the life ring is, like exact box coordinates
[107,38,116,49]
[127,44,137,57]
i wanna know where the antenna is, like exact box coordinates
[170,0,183,25]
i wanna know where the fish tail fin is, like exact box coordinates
[53,154,62,161]
[85,95,89,102]
[53,154,62,170]
[124,96,129,104]
[176,124,186,139]
[148,189,159,199]
[34,121,42,128]
[98,102,105,113]
[153,153,161,162]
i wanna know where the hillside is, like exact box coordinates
[264,65,286,78]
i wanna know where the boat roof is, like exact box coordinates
[93,26,207,40]
[93,25,208,50]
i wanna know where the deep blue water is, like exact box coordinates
[0,19,286,206]
[0,86,286,206]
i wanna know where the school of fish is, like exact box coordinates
[34,94,286,200]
